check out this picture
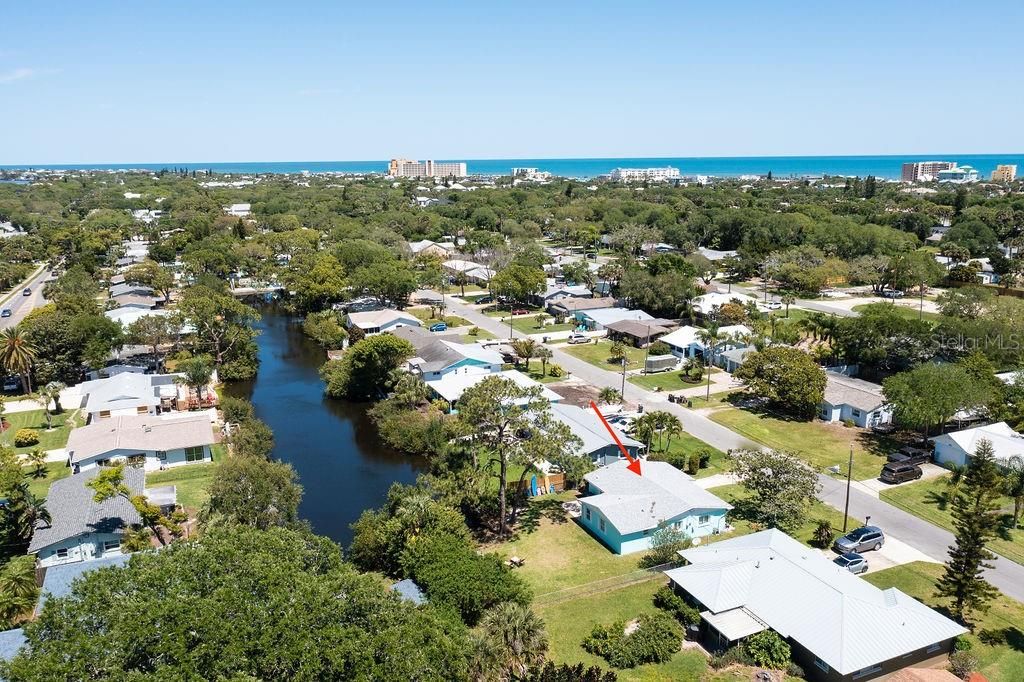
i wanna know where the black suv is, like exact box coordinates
[880,461,923,484]
[886,445,932,466]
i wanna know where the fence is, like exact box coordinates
[536,561,679,606]
[507,472,566,495]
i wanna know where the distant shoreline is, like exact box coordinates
[2,153,1022,180]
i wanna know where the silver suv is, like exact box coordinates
[833,526,885,554]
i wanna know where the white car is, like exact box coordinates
[767,301,783,310]
[567,332,589,344]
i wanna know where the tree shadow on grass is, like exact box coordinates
[925,489,950,512]
[1004,627,1024,653]
[510,496,571,538]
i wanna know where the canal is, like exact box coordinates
[225,306,424,546]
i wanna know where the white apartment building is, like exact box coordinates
[388,159,467,178]
[900,161,956,182]
[937,165,979,183]
[609,166,681,182]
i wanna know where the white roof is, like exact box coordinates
[693,292,756,314]
[931,421,1024,466]
[104,306,173,328]
[582,460,732,535]
[666,530,966,674]
[465,266,495,281]
[581,308,654,327]
[76,373,182,414]
[409,239,449,254]
[346,309,421,330]
[549,403,643,456]
[660,324,751,350]
[426,369,561,404]
[67,413,214,464]
[541,281,592,299]
[442,259,484,273]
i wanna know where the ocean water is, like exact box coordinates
[2,154,1022,180]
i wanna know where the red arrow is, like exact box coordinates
[589,400,642,476]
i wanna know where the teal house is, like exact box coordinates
[579,460,732,555]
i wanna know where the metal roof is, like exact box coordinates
[665,529,967,674]
[549,403,643,457]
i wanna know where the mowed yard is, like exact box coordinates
[145,442,228,511]
[704,400,897,480]
[3,408,83,455]
[880,474,1024,566]
[564,340,647,372]
[866,562,1024,682]
[493,486,855,681]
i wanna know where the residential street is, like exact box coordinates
[442,293,1024,603]
[0,265,50,330]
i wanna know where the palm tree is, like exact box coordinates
[478,602,548,679]
[944,464,968,505]
[663,414,683,452]
[696,324,721,401]
[632,413,657,453]
[511,338,537,372]
[27,448,47,478]
[0,556,38,629]
[34,381,66,430]
[781,294,796,318]
[391,372,429,408]
[535,346,553,377]
[598,387,621,405]
[0,325,36,394]
[174,355,214,403]
[1005,459,1024,528]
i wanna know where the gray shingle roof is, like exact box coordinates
[390,578,427,605]
[66,413,215,464]
[822,372,885,412]
[0,627,25,665]
[37,553,131,612]
[414,340,502,374]
[583,460,732,534]
[28,467,144,553]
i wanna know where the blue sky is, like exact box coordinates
[1,1,1021,163]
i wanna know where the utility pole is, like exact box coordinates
[919,280,925,321]
[762,259,769,303]
[842,443,853,532]
[620,356,627,398]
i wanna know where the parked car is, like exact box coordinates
[834,526,885,554]
[767,301,782,310]
[886,445,932,466]
[880,461,923,484]
[0,309,10,318]
[428,322,448,332]
[3,377,19,392]
[22,288,31,296]
[475,295,494,304]
[833,552,868,575]
[567,332,589,344]
[881,289,904,299]
[511,309,529,316]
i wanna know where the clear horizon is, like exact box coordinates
[3,1,1023,164]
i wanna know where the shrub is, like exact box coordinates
[745,630,791,669]
[220,395,255,424]
[468,326,480,336]
[638,524,691,568]
[653,586,701,627]
[952,635,974,651]
[948,650,978,680]
[709,644,755,669]
[582,613,682,668]
[785,662,805,679]
[685,453,700,475]
[812,519,836,549]
[548,364,564,377]
[302,310,348,348]
[648,340,671,356]
[697,449,713,469]
[14,428,39,447]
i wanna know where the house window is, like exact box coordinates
[184,446,206,462]
[585,507,591,521]
[853,664,882,679]
[127,454,145,467]
[814,658,829,673]
[99,410,111,419]
[136,406,149,414]
[157,450,167,461]
[96,458,111,467]
[852,409,862,418]
[55,548,69,559]
[926,643,941,654]
[698,514,710,525]
[102,540,120,553]
[599,518,606,533]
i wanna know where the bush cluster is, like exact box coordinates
[652,586,701,627]
[582,613,682,668]
[14,428,39,447]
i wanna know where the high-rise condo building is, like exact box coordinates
[991,164,1017,182]
[900,161,956,182]
[388,159,468,178]
[609,167,681,182]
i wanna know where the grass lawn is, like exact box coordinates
[866,562,1024,682]
[2,409,82,455]
[565,340,647,372]
[406,307,470,328]
[880,475,1024,566]
[21,460,70,499]
[146,463,219,511]
[512,315,576,335]
[649,436,729,479]
[707,404,896,480]
[687,390,741,410]
[851,303,940,321]
[628,368,722,393]
[514,368,564,384]
[711,483,858,546]
[461,329,496,341]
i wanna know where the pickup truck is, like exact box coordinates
[886,445,932,466]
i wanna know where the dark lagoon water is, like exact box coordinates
[225,306,423,546]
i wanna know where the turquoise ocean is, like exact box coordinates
[2,154,1022,180]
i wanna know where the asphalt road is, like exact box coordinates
[442,294,1024,603]
[0,266,50,330]
[714,283,859,318]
